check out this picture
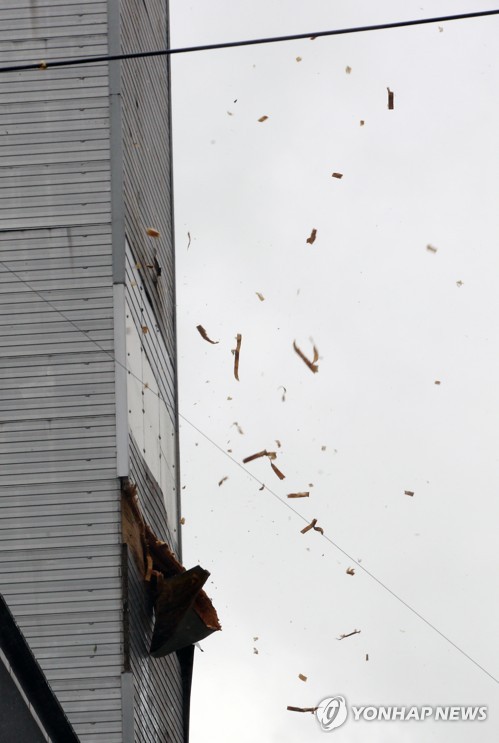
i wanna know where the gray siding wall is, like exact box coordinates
[121,0,176,354]
[0,3,123,741]
[120,0,186,739]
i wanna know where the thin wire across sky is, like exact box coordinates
[0,9,498,73]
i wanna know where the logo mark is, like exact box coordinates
[317,696,348,732]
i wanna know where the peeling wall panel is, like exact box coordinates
[121,0,175,354]
[128,549,185,743]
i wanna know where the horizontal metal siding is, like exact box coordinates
[129,434,176,550]
[120,0,176,355]
[0,1,111,234]
[0,2,122,730]
[128,549,185,743]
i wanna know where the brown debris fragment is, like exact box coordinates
[253,647,259,654]
[232,422,244,435]
[275,439,281,448]
[39,60,48,70]
[243,449,276,464]
[196,324,219,344]
[146,227,160,238]
[332,172,343,179]
[287,492,310,499]
[255,292,265,302]
[345,65,352,74]
[218,476,228,487]
[387,87,394,110]
[293,340,319,374]
[187,231,191,249]
[426,244,438,253]
[360,120,365,126]
[366,653,369,661]
[298,674,308,682]
[306,228,317,245]
[456,280,464,287]
[296,56,302,62]
[259,484,265,491]
[287,706,318,714]
[346,567,355,576]
[270,462,286,480]
[279,386,287,402]
[404,490,414,497]
[434,380,441,385]
[180,517,186,525]
[321,445,326,451]
[338,629,361,640]
[145,553,154,582]
[233,333,242,381]
[300,518,323,535]
[258,115,269,123]
[141,325,149,334]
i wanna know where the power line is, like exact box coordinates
[0,257,497,685]
[1,9,498,74]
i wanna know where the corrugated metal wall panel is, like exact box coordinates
[120,0,187,737]
[128,549,185,743]
[120,0,176,354]
[0,1,124,736]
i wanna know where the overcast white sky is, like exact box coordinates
[169,2,499,740]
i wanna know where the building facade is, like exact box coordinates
[0,2,218,740]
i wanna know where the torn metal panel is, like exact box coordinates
[122,480,221,657]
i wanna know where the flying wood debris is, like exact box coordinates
[218,476,228,487]
[387,87,394,110]
[196,325,219,344]
[287,706,318,714]
[434,380,441,385]
[233,333,242,381]
[300,518,323,535]
[258,115,269,122]
[366,654,369,661]
[404,490,414,497]
[345,65,352,74]
[296,56,302,62]
[279,386,287,402]
[456,280,464,287]
[39,60,48,69]
[232,422,244,435]
[270,462,286,480]
[298,674,308,682]
[146,227,160,238]
[293,340,319,374]
[141,325,149,334]
[275,439,281,448]
[243,450,276,464]
[255,292,265,301]
[332,172,343,179]
[360,120,365,126]
[426,244,438,253]
[306,228,317,245]
[287,492,310,499]
[253,647,259,655]
[180,517,186,525]
[338,629,361,640]
[187,231,191,249]
[346,567,355,576]
[259,484,265,491]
